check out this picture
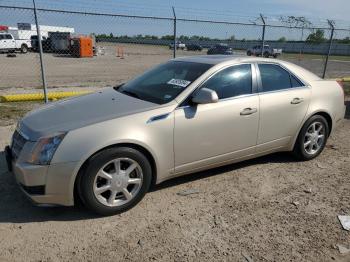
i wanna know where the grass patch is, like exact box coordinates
[343,82,350,96]
[0,102,42,126]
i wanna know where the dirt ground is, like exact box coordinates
[0,43,349,94]
[0,98,349,261]
[0,43,350,261]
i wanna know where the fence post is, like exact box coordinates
[32,0,48,103]
[172,6,176,58]
[322,20,335,79]
[260,14,266,56]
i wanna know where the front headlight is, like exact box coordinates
[29,132,67,165]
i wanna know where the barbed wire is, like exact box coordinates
[1,0,350,30]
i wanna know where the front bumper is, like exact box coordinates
[5,146,78,206]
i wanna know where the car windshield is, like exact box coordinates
[116,61,212,104]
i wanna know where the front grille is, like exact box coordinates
[11,130,28,159]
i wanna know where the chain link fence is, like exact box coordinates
[0,4,349,101]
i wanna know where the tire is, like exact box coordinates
[20,44,28,54]
[247,51,251,56]
[292,115,329,161]
[263,52,269,58]
[79,147,152,216]
[273,54,278,58]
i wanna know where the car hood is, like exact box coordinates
[20,88,158,141]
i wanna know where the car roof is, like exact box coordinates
[173,55,321,82]
[174,55,276,65]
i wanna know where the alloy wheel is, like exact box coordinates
[303,121,325,155]
[93,158,143,207]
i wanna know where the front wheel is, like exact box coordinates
[79,147,152,216]
[292,115,329,160]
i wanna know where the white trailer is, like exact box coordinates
[17,23,74,38]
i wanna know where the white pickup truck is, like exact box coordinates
[0,33,31,53]
[169,41,186,50]
[247,44,282,58]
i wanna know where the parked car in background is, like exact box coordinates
[247,45,282,58]
[169,41,186,50]
[5,56,345,216]
[0,33,30,53]
[186,43,203,51]
[207,44,233,55]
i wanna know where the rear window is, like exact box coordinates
[258,64,303,92]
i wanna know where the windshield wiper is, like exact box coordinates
[119,89,140,99]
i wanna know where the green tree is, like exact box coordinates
[306,29,326,43]
[161,35,174,40]
[277,37,287,42]
[178,35,190,41]
[228,35,235,41]
[337,37,350,44]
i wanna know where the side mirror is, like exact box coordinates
[192,88,219,104]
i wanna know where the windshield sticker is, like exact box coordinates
[167,78,191,88]
[164,94,172,99]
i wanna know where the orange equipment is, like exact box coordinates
[70,36,93,58]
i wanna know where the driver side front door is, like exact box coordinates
[173,64,260,174]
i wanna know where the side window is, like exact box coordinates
[5,34,12,39]
[0,35,3,40]
[200,64,252,99]
[258,64,293,92]
[290,74,303,87]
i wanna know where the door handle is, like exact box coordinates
[291,97,304,104]
[240,107,257,116]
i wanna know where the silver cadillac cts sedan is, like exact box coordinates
[5,56,346,215]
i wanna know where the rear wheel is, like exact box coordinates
[20,44,28,53]
[247,51,252,56]
[79,147,152,215]
[293,115,329,160]
[263,51,269,58]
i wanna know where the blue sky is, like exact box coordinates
[1,0,350,40]
[3,0,350,23]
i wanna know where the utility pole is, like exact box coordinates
[172,6,176,58]
[260,14,266,56]
[33,0,48,103]
[322,20,335,79]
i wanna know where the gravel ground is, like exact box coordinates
[0,99,349,262]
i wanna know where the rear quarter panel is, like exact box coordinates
[306,80,345,134]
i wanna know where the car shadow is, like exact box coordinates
[0,149,295,223]
[151,152,295,192]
